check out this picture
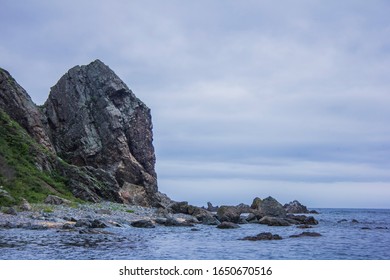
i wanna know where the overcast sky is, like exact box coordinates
[1,0,390,208]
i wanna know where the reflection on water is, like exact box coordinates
[0,209,389,259]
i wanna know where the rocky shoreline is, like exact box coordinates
[0,195,321,239]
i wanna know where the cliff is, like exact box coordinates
[0,61,167,207]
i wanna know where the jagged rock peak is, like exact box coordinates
[44,60,158,206]
[0,67,55,152]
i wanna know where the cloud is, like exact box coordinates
[1,0,390,207]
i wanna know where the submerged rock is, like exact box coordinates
[259,216,291,226]
[240,232,283,241]
[289,232,322,238]
[217,222,240,229]
[131,219,155,228]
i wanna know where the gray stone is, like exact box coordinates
[44,60,158,206]
[259,216,291,226]
[217,206,241,223]
[44,195,71,205]
[240,232,283,241]
[289,232,322,238]
[131,219,155,228]
[283,200,309,214]
[20,198,32,211]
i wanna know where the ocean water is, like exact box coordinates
[0,208,389,260]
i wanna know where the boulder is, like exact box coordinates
[217,206,241,223]
[131,219,155,228]
[283,200,309,214]
[20,198,32,211]
[251,196,286,217]
[187,206,220,225]
[217,222,240,229]
[169,201,189,214]
[164,217,194,227]
[3,207,17,216]
[287,214,319,225]
[240,232,283,241]
[44,195,71,205]
[259,216,291,226]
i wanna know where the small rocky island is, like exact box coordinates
[0,60,319,239]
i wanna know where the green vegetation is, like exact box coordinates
[0,109,76,207]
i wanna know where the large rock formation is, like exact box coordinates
[0,68,54,152]
[0,61,165,207]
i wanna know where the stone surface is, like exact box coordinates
[283,200,309,214]
[289,232,322,238]
[131,219,155,228]
[240,232,283,241]
[259,216,291,226]
[20,198,32,211]
[217,206,241,223]
[44,195,71,205]
[251,196,286,217]
[44,60,157,206]
[0,68,55,152]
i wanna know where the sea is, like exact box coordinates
[0,208,389,260]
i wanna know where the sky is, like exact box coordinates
[1,0,390,208]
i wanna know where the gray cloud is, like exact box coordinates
[1,0,390,208]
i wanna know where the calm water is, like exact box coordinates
[1,208,389,260]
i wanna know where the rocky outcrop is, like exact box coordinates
[240,232,283,241]
[44,60,158,206]
[251,196,286,217]
[0,68,54,152]
[1,61,163,207]
[283,200,309,214]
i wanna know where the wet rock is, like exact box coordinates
[351,219,359,223]
[217,222,240,229]
[283,200,309,214]
[338,219,348,223]
[187,205,219,225]
[259,216,291,226]
[44,195,71,205]
[164,217,194,227]
[240,232,283,241]
[309,210,319,214]
[131,219,155,228]
[91,219,108,228]
[361,227,371,230]
[289,232,322,238]
[251,196,286,217]
[217,206,241,223]
[303,216,319,225]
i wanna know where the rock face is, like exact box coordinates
[0,68,55,152]
[251,196,286,217]
[283,200,309,214]
[44,60,157,206]
[1,61,163,207]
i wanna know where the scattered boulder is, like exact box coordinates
[217,206,241,223]
[217,222,240,229]
[44,195,71,205]
[235,203,252,213]
[337,219,348,223]
[20,198,32,211]
[131,219,155,228]
[245,213,258,223]
[283,200,309,214]
[259,216,291,226]
[3,207,17,215]
[351,219,359,223]
[290,232,322,238]
[164,217,194,227]
[240,232,283,241]
[91,219,108,228]
[252,196,286,217]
